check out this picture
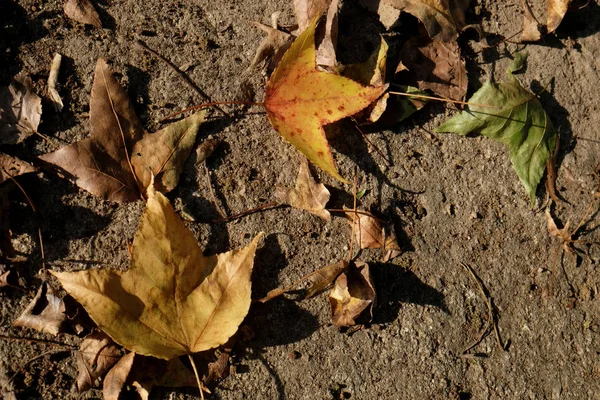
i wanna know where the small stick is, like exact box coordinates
[161,101,265,122]
[47,53,64,112]
[352,120,391,166]
[211,201,282,223]
[389,91,501,109]
[460,262,508,352]
[136,39,230,118]
[188,354,209,400]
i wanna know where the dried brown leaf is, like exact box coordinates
[40,58,204,202]
[103,352,135,400]
[63,0,102,28]
[248,13,292,71]
[315,0,339,69]
[545,208,571,241]
[0,75,42,144]
[76,331,121,392]
[0,265,12,288]
[275,158,331,220]
[195,138,222,165]
[547,0,573,34]
[399,35,467,101]
[13,282,66,335]
[345,210,401,253]
[305,260,347,298]
[205,349,231,385]
[329,262,376,327]
[293,0,330,31]
[0,153,36,185]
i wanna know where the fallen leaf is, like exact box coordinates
[264,19,386,182]
[547,0,573,34]
[204,348,231,385]
[389,85,428,122]
[103,352,135,400]
[0,75,42,144]
[52,184,263,360]
[399,35,467,101]
[435,54,557,203]
[545,208,570,241]
[195,138,222,165]
[293,0,330,31]
[521,0,542,42]
[343,37,388,87]
[383,0,469,42]
[329,262,376,327]
[248,13,292,72]
[0,152,36,184]
[76,331,121,392]
[63,0,102,28]
[13,282,66,335]
[345,210,401,256]
[305,260,347,298]
[40,58,205,202]
[275,157,331,220]
[358,0,402,29]
[315,0,339,69]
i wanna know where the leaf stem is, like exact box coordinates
[388,91,501,109]
[188,354,206,400]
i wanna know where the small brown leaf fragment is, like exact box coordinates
[545,208,571,241]
[0,75,42,144]
[0,153,36,185]
[275,158,331,220]
[329,262,376,327]
[258,287,287,303]
[13,282,66,335]
[248,13,292,71]
[63,0,102,28]
[315,0,339,69]
[47,53,64,112]
[103,352,135,400]
[76,331,121,392]
[305,260,347,298]
[195,138,222,165]
[293,0,330,31]
[0,265,12,288]
[205,348,231,385]
[345,210,401,253]
[520,0,542,42]
[547,0,573,34]
[399,35,467,101]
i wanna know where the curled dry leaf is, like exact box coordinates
[40,58,205,202]
[103,352,135,400]
[0,75,42,144]
[381,0,469,42]
[52,184,263,360]
[13,282,66,335]
[265,19,386,182]
[345,210,401,259]
[436,54,557,204]
[47,53,64,112]
[63,0,102,28]
[545,208,571,241]
[293,0,330,31]
[399,35,467,101]
[0,265,13,289]
[305,260,347,298]
[248,13,292,72]
[275,157,331,221]
[329,262,376,327]
[0,152,36,184]
[521,0,542,42]
[548,0,574,34]
[76,331,121,392]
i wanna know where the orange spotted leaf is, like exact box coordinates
[264,19,386,182]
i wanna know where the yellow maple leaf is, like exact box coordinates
[264,19,386,182]
[51,185,263,360]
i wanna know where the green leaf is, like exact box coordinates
[435,62,556,204]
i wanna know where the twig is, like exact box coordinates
[136,39,230,118]
[352,119,391,166]
[188,354,209,400]
[388,91,501,109]
[460,262,508,353]
[349,168,358,260]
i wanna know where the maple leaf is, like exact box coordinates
[264,19,386,182]
[51,184,263,360]
[436,55,557,203]
[275,157,331,220]
[0,75,42,144]
[40,58,205,203]
[76,331,121,392]
[13,282,66,335]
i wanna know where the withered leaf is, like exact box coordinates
[103,352,135,400]
[63,0,103,28]
[76,331,121,392]
[315,0,339,69]
[0,75,42,144]
[521,0,542,42]
[13,282,66,335]
[545,208,570,241]
[275,157,331,221]
[345,210,401,257]
[547,0,574,34]
[329,262,376,327]
[249,13,292,72]
[399,35,467,101]
[293,0,331,31]
[40,58,205,202]
[52,184,263,360]
[305,260,347,298]
[0,152,36,184]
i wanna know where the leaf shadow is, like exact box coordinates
[125,64,151,123]
[94,0,117,30]
[247,233,320,348]
[371,262,448,324]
